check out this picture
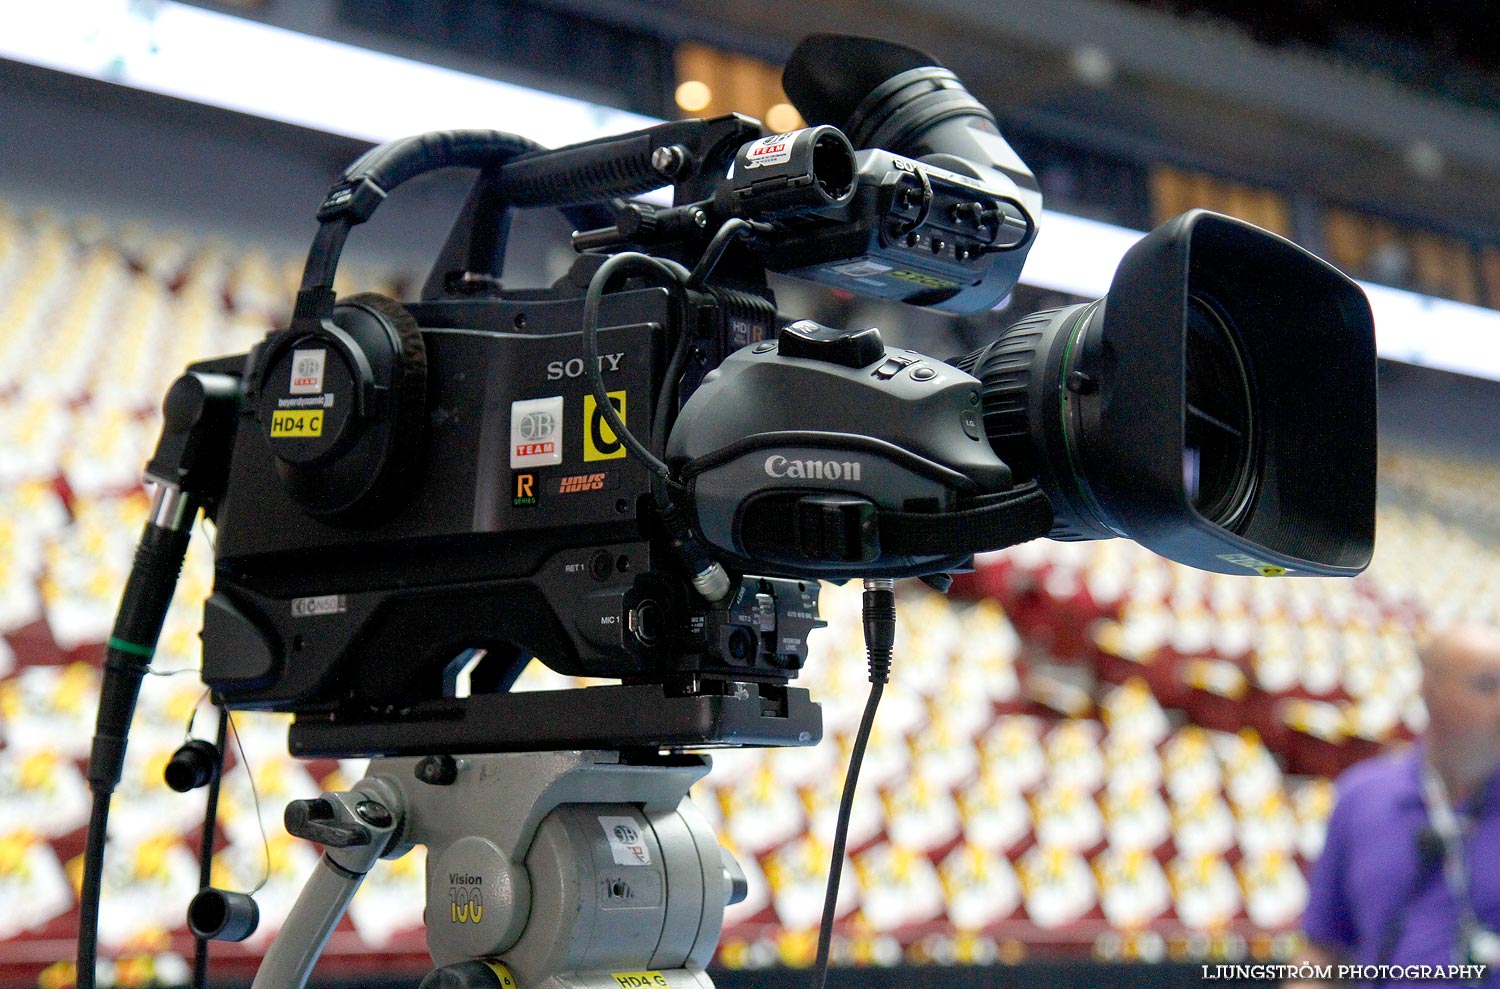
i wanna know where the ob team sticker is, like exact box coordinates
[511,396,563,469]
[289,348,326,395]
[599,815,650,865]
[744,134,793,168]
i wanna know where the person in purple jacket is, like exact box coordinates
[1296,624,1500,987]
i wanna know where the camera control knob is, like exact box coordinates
[778,320,885,369]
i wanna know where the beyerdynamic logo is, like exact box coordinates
[764,455,863,481]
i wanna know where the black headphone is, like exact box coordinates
[246,130,542,523]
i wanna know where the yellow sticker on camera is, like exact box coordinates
[584,391,627,461]
[270,410,323,438]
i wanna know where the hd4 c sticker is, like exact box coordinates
[270,410,323,438]
[584,391,627,461]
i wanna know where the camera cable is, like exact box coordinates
[187,700,229,989]
[78,485,198,989]
[581,251,689,481]
[581,250,732,601]
[812,578,896,989]
[686,217,770,290]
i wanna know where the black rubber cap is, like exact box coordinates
[187,888,260,942]
[164,739,220,793]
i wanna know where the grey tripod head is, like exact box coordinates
[259,749,747,989]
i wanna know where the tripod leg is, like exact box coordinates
[252,854,369,989]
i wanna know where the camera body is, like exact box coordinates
[76,40,1378,989]
[164,36,1375,761]
[199,273,829,712]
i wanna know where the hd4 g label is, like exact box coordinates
[1217,552,1292,577]
[611,974,669,989]
[270,410,323,438]
[584,391,627,461]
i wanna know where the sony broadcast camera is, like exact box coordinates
[75,33,1379,989]
[143,34,1372,760]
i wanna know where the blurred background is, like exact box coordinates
[2,0,1499,986]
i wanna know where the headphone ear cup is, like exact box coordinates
[327,292,428,520]
[337,291,426,466]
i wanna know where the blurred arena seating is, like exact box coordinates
[0,197,1493,985]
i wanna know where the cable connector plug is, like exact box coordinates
[862,578,895,685]
[658,500,732,603]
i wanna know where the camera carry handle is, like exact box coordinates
[260,751,736,989]
[294,130,547,321]
[289,116,769,320]
[419,115,765,301]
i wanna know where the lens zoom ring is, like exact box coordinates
[953,308,1061,477]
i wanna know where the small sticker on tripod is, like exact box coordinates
[513,473,538,507]
[611,973,669,989]
[888,268,959,290]
[599,815,651,865]
[831,259,893,279]
[291,594,346,618]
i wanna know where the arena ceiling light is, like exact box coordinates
[4,0,1498,382]
[0,0,655,147]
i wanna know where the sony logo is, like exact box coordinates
[547,353,624,380]
[764,455,863,481]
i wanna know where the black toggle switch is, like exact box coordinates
[777,320,886,369]
[873,356,915,380]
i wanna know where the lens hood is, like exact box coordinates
[1085,210,1377,576]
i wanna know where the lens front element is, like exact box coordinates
[1182,293,1257,531]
